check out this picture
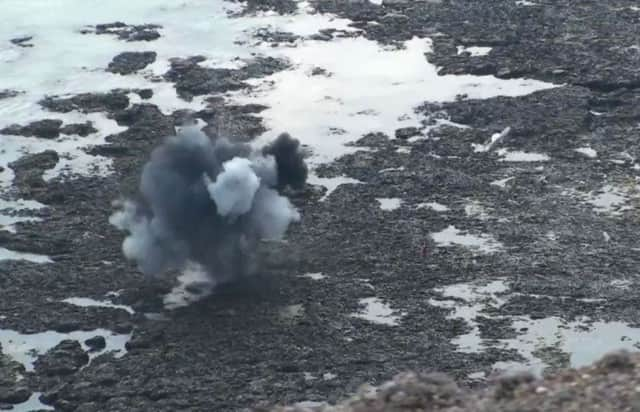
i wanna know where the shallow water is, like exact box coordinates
[457,46,492,56]
[431,225,503,254]
[13,392,54,412]
[62,297,135,314]
[431,279,640,375]
[0,214,41,233]
[496,148,551,162]
[301,272,326,280]
[0,328,130,371]
[376,197,402,211]
[587,184,635,215]
[416,201,450,212]
[0,247,51,264]
[495,316,640,375]
[351,297,405,326]
[575,147,597,158]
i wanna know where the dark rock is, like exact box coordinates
[237,0,297,15]
[165,57,246,99]
[0,386,30,404]
[128,29,161,42]
[0,229,71,257]
[107,51,157,75]
[254,28,299,44]
[113,323,133,334]
[53,399,78,411]
[40,91,129,113]
[125,329,164,350]
[202,113,265,142]
[85,336,106,352]
[89,22,162,42]
[242,56,289,78]
[95,22,127,31]
[40,385,62,404]
[9,150,59,172]
[28,119,63,138]
[0,90,20,100]
[60,121,97,136]
[34,340,89,376]
[381,12,409,24]
[395,127,421,140]
[137,88,153,99]
[1,119,63,139]
[51,321,81,333]
[10,36,33,47]
[74,401,101,412]
[309,32,332,41]
[86,145,130,157]
[0,125,22,135]
[224,104,269,114]
[113,104,167,129]
[164,55,288,100]
[311,67,328,76]
[8,150,59,191]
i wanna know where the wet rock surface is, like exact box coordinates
[0,348,28,406]
[107,51,157,75]
[84,336,107,352]
[8,150,60,195]
[0,0,639,411]
[84,22,162,42]
[164,55,290,100]
[34,340,89,376]
[1,119,63,139]
[254,28,300,45]
[10,36,34,48]
[60,121,98,137]
[40,91,130,113]
[230,0,297,15]
[0,90,21,100]
[1,119,96,139]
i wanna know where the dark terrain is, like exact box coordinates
[0,0,639,411]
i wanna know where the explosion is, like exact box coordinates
[110,124,307,286]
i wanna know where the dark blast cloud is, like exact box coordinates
[110,124,307,285]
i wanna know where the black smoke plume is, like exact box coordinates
[110,124,307,285]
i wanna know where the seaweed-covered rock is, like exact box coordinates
[86,22,162,42]
[1,119,63,139]
[107,51,157,75]
[34,340,89,376]
[40,91,129,113]
[60,121,98,136]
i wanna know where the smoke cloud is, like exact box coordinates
[110,124,307,285]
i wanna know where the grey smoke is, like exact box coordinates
[110,124,307,285]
